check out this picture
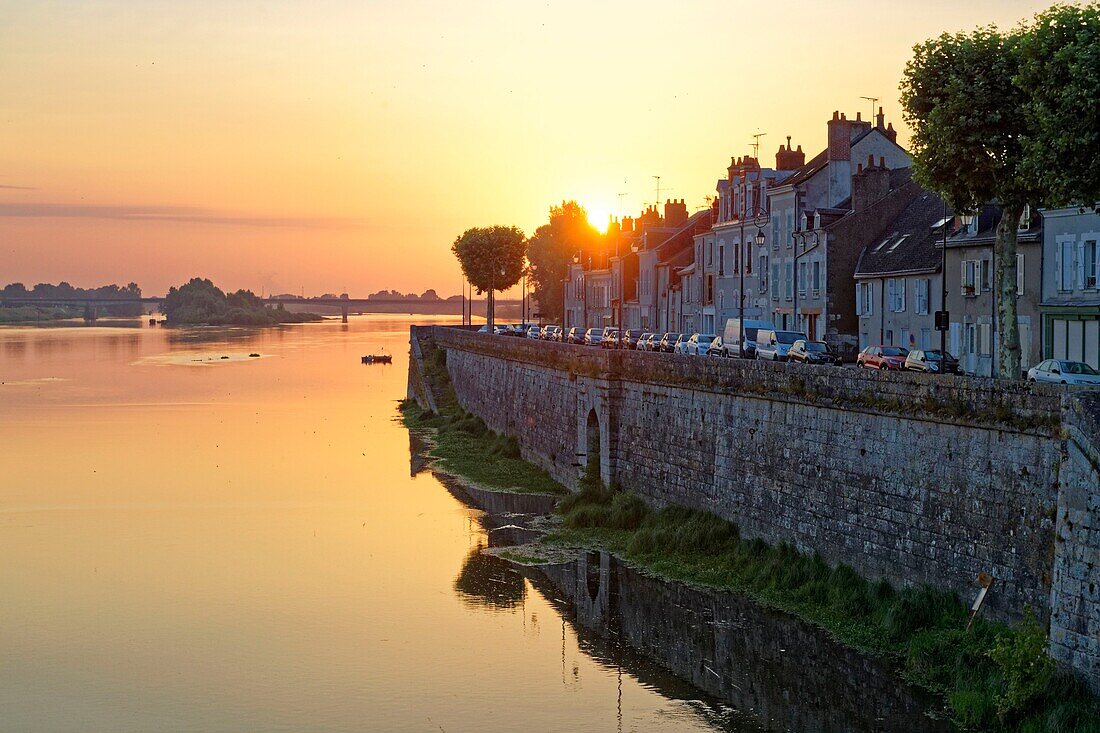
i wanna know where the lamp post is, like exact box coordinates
[737,182,770,357]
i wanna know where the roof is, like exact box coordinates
[855,188,950,277]
[774,148,828,189]
[652,209,712,261]
[946,203,1043,248]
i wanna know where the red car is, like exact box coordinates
[857,345,910,370]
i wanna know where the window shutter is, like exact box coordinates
[1055,245,1063,289]
[887,279,895,311]
[856,283,863,316]
[899,278,906,312]
[1016,253,1024,294]
[961,260,968,290]
[1077,241,1086,290]
[868,282,874,316]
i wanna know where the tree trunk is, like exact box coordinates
[486,289,495,332]
[995,204,1023,380]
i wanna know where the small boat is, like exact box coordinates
[361,354,392,364]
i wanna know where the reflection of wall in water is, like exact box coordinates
[541,552,948,733]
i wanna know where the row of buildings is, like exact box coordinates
[561,108,1100,373]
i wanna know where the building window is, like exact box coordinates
[1016,253,1025,295]
[856,281,874,316]
[1085,241,1098,289]
[771,215,780,250]
[771,263,780,299]
[812,261,821,296]
[980,259,992,291]
[760,255,769,293]
[718,244,725,277]
[979,322,992,356]
[798,262,807,297]
[962,260,978,296]
[784,261,793,301]
[916,278,930,315]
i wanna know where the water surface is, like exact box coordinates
[1,316,755,733]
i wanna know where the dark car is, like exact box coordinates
[564,326,585,344]
[904,349,960,374]
[857,345,910,370]
[600,328,620,348]
[788,339,842,365]
[658,333,681,353]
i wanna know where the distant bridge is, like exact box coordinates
[0,295,521,323]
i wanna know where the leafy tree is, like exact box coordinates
[451,225,526,330]
[526,201,600,323]
[1017,3,1100,208]
[901,27,1041,379]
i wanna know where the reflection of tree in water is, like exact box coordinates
[166,327,260,346]
[454,545,526,610]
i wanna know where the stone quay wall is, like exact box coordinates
[411,325,1100,691]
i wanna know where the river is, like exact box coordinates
[0,315,945,732]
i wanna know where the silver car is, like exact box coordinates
[1027,359,1100,386]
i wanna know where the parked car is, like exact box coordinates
[565,326,584,344]
[658,333,682,353]
[706,336,726,357]
[788,339,842,365]
[677,333,716,356]
[601,329,620,348]
[755,329,807,361]
[621,329,644,349]
[584,328,604,346]
[526,325,541,339]
[636,332,655,351]
[857,345,910,370]
[721,318,775,358]
[1027,359,1100,385]
[540,325,561,341]
[904,349,960,374]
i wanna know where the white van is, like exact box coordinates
[755,329,808,361]
[720,319,775,358]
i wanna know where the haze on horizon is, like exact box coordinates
[1,0,1053,297]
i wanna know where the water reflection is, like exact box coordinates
[454,545,527,610]
[536,551,951,733]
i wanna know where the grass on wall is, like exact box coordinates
[547,479,1100,733]
[400,343,564,496]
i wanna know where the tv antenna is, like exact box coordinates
[617,191,627,217]
[860,95,879,121]
[751,132,766,160]
[652,175,661,207]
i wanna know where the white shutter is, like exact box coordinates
[899,278,907,312]
[1077,242,1086,290]
[855,283,863,316]
[868,282,874,316]
[1016,253,1024,295]
[961,260,968,290]
[1055,245,1063,290]
[887,279,895,312]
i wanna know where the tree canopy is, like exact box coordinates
[451,225,526,329]
[164,277,321,326]
[525,201,601,322]
[1017,3,1100,208]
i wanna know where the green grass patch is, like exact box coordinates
[546,486,1100,733]
[400,342,564,496]
[498,549,548,564]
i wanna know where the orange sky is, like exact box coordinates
[0,0,1054,297]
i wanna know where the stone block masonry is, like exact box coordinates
[411,325,1100,693]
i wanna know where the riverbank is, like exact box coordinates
[405,338,1100,733]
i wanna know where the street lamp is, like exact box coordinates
[737,182,770,358]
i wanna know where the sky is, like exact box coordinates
[0,0,1055,297]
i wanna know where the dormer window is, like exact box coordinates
[962,215,978,235]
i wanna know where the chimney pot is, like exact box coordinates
[857,163,864,174]
[879,156,885,167]
[856,111,862,121]
[833,110,839,120]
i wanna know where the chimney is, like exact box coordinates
[875,106,885,130]
[775,135,806,171]
[622,216,634,233]
[886,122,897,143]
[851,159,891,213]
[664,198,688,227]
[827,111,852,162]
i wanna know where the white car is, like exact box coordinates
[679,333,717,356]
[1027,359,1100,386]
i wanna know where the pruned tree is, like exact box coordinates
[451,225,526,331]
[901,27,1042,379]
[1017,3,1100,209]
[526,201,601,322]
